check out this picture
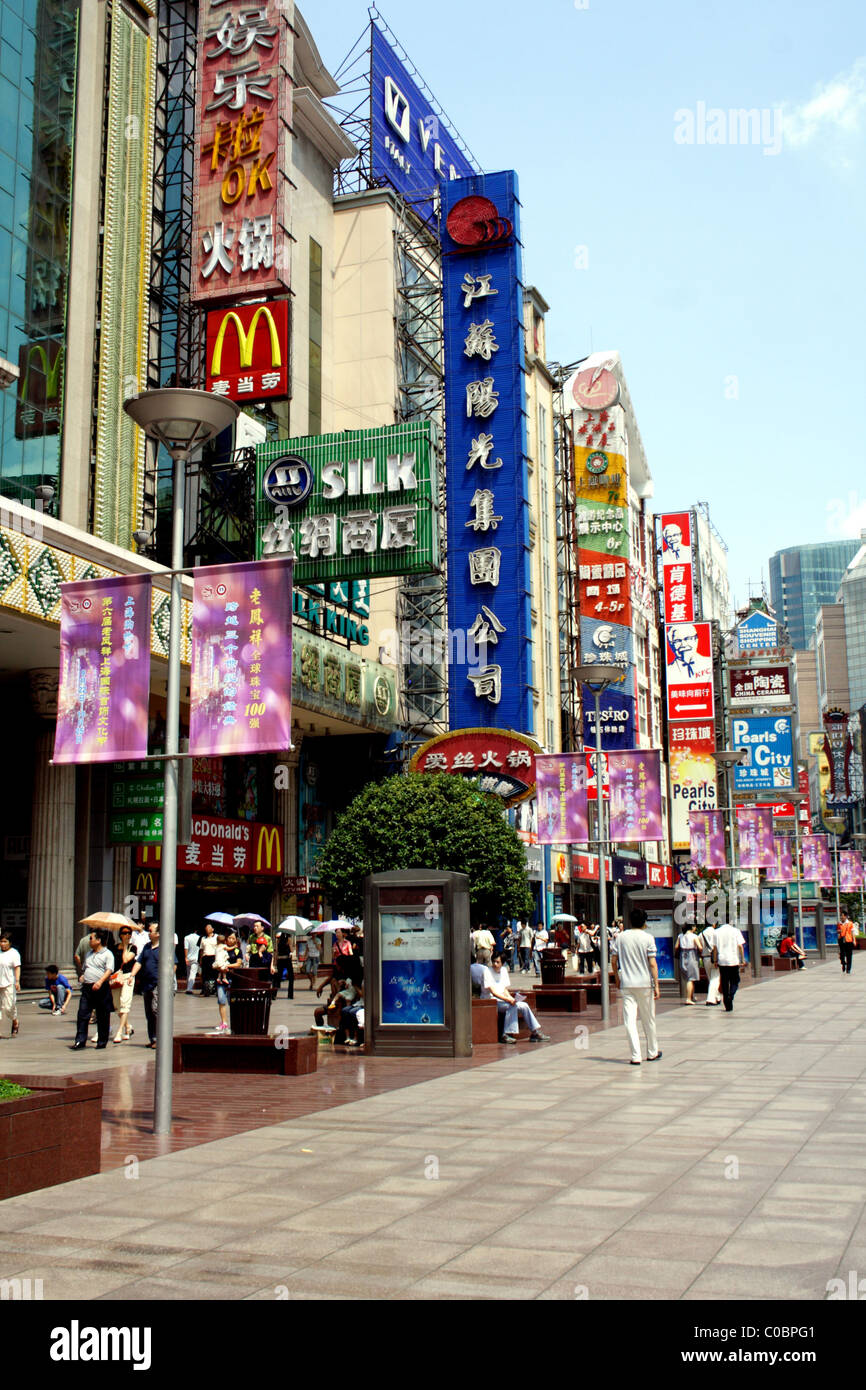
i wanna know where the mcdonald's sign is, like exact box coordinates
[15,339,64,439]
[205,302,288,403]
[255,824,282,874]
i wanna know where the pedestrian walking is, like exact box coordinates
[531,923,549,977]
[72,930,114,1049]
[209,931,242,1035]
[517,918,533,971]
[0,934,21,1037]
[610,908,661,1066]
[472,924,495,965]
[184,929,201,993]
[576,922,594,975]
[838,913,856,975]
[675,926,702,1004]
[712,921,746,1012]
[131,923,171,1048]
[698,924,722,1004]
[199,922,218,995]
[109,926,137,1043]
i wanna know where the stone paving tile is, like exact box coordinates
[685,1259,837,1299]
[558,1252,707,1296]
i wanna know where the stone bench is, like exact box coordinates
[472,991,539,1044]
[534,985,587,1013]
[773,957,800,972]
[172,1033,318,1075]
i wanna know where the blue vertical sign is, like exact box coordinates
[442,171,533,734]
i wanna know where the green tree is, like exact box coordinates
[317,772,533,923]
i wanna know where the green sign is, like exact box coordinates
[111,778,164,811]
[292,630,397,733]
[110,812,163,844]
[256,421,439,583]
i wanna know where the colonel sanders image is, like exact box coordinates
[662,521,691,565]
[667,624,713,682]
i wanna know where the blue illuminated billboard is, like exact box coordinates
[370,22,476,207]
[442,171,533,734]
[732,715,795,792]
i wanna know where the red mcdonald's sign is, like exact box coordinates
[205,300,288,402]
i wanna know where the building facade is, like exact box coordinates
[768,540,861,651]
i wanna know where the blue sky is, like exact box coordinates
[309,0,866,607]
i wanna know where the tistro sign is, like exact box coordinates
[205,301,288,400]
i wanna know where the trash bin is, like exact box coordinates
[227,977,272,1035]
[540,947,566,985]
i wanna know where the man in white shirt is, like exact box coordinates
[712,922,746,1012]
[0,934,22,1037]
[610,908,661,1065]
[480,954,550,1044]
[531,925,549,977]
[699,923,721,1006]
[472,925,495,966]
[184,930,201,994]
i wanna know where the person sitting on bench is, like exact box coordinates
[778,931,806,969]
[480,953,550,1045]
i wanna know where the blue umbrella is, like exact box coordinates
[204,912,234,926]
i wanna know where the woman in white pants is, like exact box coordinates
[699,925,721,1005]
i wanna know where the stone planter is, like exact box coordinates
[0,1075,102,1199]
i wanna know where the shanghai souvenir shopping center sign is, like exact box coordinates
[255,421,439,584]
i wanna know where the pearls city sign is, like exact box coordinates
[255,421,439,583]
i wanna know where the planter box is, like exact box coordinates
[0,1075,103,1199]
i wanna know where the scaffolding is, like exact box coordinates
[393,192,449,764]
[549,362,585,752]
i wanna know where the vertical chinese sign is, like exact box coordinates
[736,805,774,869]
[190,558,293,756]
[535,754,588,845]
[54,575,151,763]
[768,837,794,883]
[608,750,663,842]
[442,172,533,734]
[689,810,726,870]
[192,1,291,305]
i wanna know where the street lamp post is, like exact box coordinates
[574,663,624,1025]
[786,793,807,952]
[852,834,866,935]
[123,389,239,1135]
[714,747,748,895]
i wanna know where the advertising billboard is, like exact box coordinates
[442,171,533,734]
[192,0,292,304]
[729,664,791,706]
[665,621,715,721]
[369,20,476,208]
[736,610,779,651]
[576,549,632,627]
[608,750,663,842]
[659,511,695,624]
[669,721,717,852]
[256,421,439,584]
[409,728,540,805]
[582,684,636,752]
[736,805,774,868]
[731,715,795,792]
[205,301,288,401]
[535,753,588,845]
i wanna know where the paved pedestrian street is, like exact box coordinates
[1,959,864,1307]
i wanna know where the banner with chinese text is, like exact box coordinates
[768,837,794,883]
[801,834,833,887]
[689,810,726,869]
[535,754,588,845]
[54,575,151,764]
[736,805,774,868]
[839,850,859,893]
[608,750,663,842]
[190,558,292,756]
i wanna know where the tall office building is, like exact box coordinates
[839,541,866,715]
[768,541,860,650]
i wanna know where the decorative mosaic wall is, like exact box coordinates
[0,523,192,663]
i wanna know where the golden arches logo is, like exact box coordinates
[135,873,155,892]
[211,306,282,375]
[20,342,64,400]
[255,825,282,873]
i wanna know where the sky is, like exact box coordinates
[307,0,866,608]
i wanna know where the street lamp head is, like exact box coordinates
[574,663,624,691]
[123,388,239,460]
[715,748,748,766]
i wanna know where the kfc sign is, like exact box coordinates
[206,301,288,401]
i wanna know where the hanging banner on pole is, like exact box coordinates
[736,805,774,868]
[54,574,151,764]
[190,557,293,756]
[689,809,726,869]
[608,750,663,842]
[801,834,833,887]
[839,850,858,893]
[535,754,588,845]
[768,836,794,883]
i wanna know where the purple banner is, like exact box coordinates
[54,575,151,764]
[689,810,726,869]
[840,850,858,893]
[801,834,833,886]
[768,836,793,883]
[535,754,588,845]
[608,750,663,842]
[736,805,774,868]
[190,558,293,757]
